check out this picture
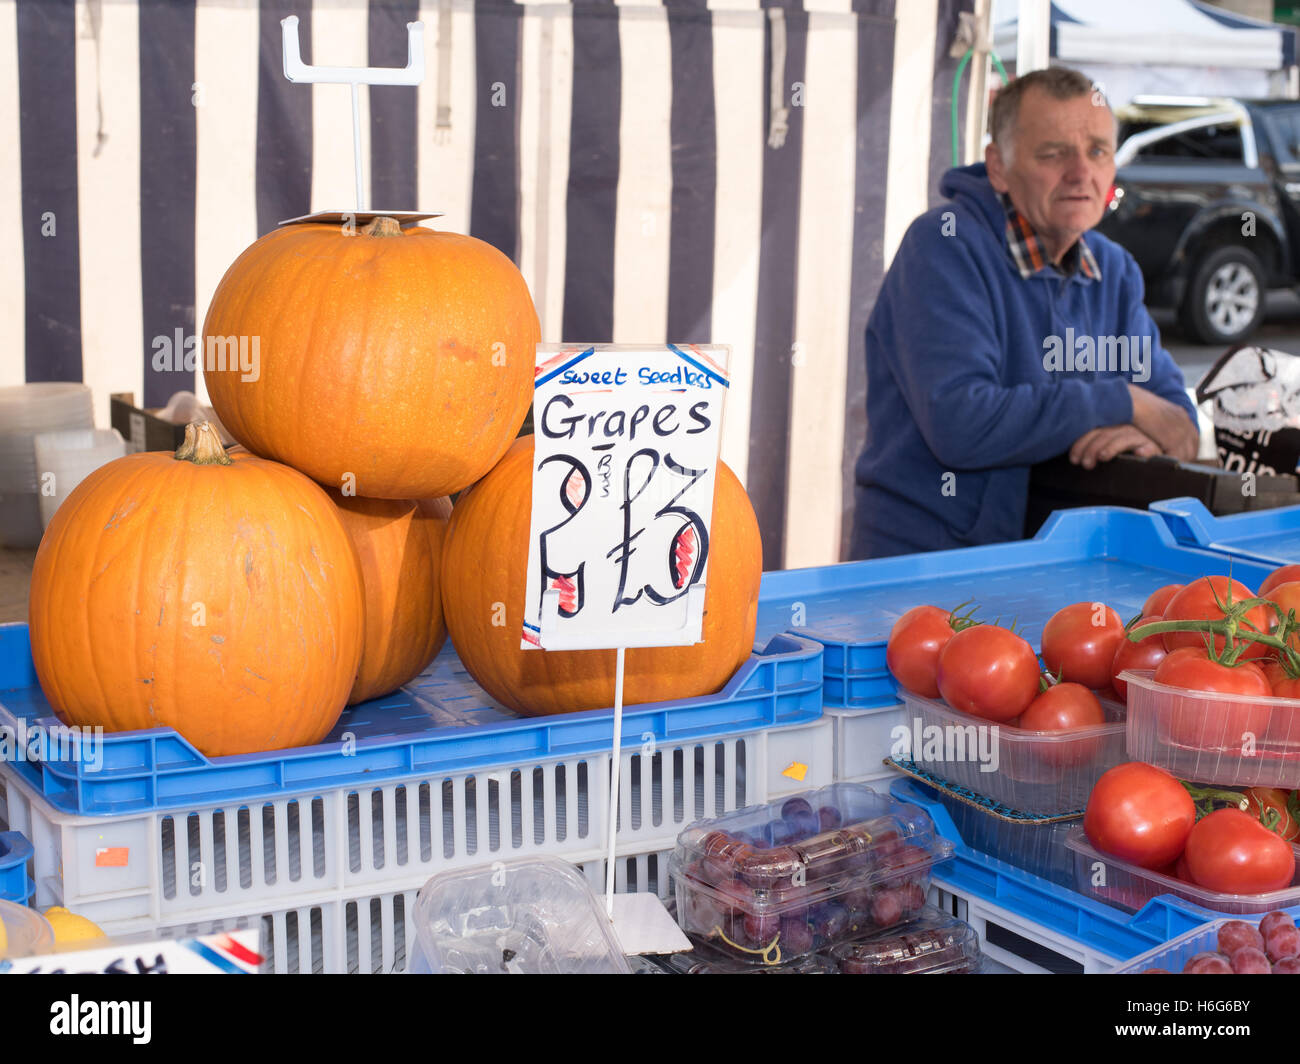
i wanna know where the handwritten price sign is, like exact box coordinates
[524,344,730,651]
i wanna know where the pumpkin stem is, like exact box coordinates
[361,216,403,238]
[174,421,232,466]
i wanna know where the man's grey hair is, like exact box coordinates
[989,67,1113,162]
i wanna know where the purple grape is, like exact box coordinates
[779,917,816,956]
[817,805,843,831]
[841,886,873,913]
[781,797,814,820]
[784,810,819,840]
[1230,947,1271,974]
[812,902,850,944]
[870,889,903,929]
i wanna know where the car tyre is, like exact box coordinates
[1179,243,1266,346]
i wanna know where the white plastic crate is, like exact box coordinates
[825,702,906,784]
[928,881,1121,974]
[0,715,830,933]
[153,847,675,975]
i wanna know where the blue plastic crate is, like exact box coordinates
[890,777,1255,962]
[0,831,33,905]
[0,623,823,817]
[1152,496,1300,567]
[755,506,1275,708]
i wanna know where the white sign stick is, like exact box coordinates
[280,15,425,212]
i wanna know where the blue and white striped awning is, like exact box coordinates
[0,0,977,569]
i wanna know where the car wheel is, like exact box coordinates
[1179,244,1266,346]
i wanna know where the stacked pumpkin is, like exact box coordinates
[28,215,762,759]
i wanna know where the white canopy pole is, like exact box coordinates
[1017,0,1051,74]
[965,0,994,164]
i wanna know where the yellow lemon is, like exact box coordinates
[0,917,8,958]
[43,906,106,944]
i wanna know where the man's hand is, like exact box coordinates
[1069,425,1162,470]
[1129,385,1200,460]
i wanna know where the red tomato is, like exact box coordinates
[1244,788,1300,842]
[1019,682,1105,730]
[1258,665,1300,746]
[1040,602,1126,690]
[936,625,1040,723]
[1142,584,1183,618]
[1261,658,1291,692]
[1183,808,1296,894]
[886,606,955,699]
[1175,853,1193,883]
[1160,577,1272,659]
[1153,648,1272,751]
[1264,581,1300,650]
[1110,614,1169,701]
[1084,762,1196,870]
[1017,682,1106,767]
[1261,565,1300,597]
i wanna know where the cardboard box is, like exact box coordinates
[110,394,187,454]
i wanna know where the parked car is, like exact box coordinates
[1098,96,1300,346]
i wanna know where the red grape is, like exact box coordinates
[743,911,780,947]
[870,889,903,928]
[780,918,815,956]
[1266,927,1300,963]
[1260,911,1295,939]
[1217,920,1265,956]
[817,806,842,831]
[1229,947,1271,974]
[1272,957,1300,973]
[1183,953,1233,974]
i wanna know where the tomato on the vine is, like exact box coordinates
[1160,576,1273,658]
[1263,581,1300,652]
[1084,762,1196,870]
[887,606,958,699]
[1040,602,1125,690]
[1153,648,1271,751]
[1261,565,1300,597]
[936,625,1040,723]
[1142,584,1183,618]
[1110,613,1168,701]
[1183,808,1296,894]
[1243,788,1300,842]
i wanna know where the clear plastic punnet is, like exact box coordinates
[651,945,839,974]
[1109,916,1300,974]
[0,898,54,959]
[410,856,632,974]
[668,783,954,967]
[826,904,982,974]
[897,690,1127,816]
[1123,670,1300,789]
[1065,827,1300,916]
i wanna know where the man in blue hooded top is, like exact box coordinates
[850,67,1200,559]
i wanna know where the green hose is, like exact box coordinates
[953,48,1012,166]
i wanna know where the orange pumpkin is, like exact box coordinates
[28,423,364,758]
[329,492,452,704]
[202,217,540,499]
[440,436,762,716]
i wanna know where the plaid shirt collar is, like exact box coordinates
[1000,193,1101,282]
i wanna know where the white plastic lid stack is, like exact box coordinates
[0,383,94,494]
[34,428,127,529]
[0,898,55,960]
[0,383,94,548]
[409,856,633,974]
